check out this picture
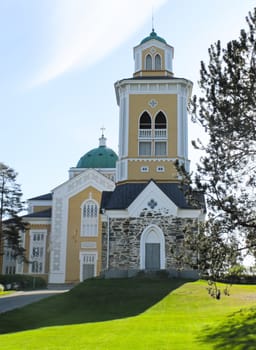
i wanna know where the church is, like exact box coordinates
[3,29,204,283]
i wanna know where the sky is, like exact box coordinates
[1,0,255,204]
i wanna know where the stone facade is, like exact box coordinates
[102,209,196,273]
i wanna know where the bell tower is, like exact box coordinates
[115,30,192,184]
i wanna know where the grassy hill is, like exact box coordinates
[0,277,256,349]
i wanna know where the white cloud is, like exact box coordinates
[30,0,167,87]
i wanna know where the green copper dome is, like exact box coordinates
[76,135,118,169]
[140,29,167,45]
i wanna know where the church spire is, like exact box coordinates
[99,127,107,147]
[152,6,154,32]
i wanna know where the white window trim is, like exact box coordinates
[145,53,162,70]
[79,252,98,281]
[156,166,165,172]
[141,166,149,172]
[138,111,168,157]
[16,231,25,274]
[29,229,47,274]
[80,199,99,237]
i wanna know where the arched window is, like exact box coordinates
[81,200,98,236]
[155,112,166,129]
[155,112,167,156]
[138,111,167,157]
[139,112,151,129]
[139,112,152,156]
[145,54,152,70]
[155,54,161,70]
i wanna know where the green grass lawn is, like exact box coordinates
[0,291,13,296]
[0,277,256,349]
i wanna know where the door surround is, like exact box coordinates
[140,224,165,270]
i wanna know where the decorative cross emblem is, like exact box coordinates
[148,199,157,209]
[148,99,158,108]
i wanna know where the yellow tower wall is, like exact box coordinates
[129,94,177,157]
[127,94,178,181]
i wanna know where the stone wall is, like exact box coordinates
[101,210,196,272]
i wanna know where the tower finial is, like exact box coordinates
[152,6,154,31]
[100,126,106,137]
[99,126,106,147]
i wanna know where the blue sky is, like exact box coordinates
[1,0,255,203]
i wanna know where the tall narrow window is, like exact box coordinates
[29,230,46,274]
[155,54,162,70]
[155,112,166,129]
[4,247,16,274]
[155,112,167,139]
[145,54,152,70]
[81,200,98,236]
[139,112,152,138]
[140,112,151,129]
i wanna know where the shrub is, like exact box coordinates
[0,274,47,290]
[0,284,4,292]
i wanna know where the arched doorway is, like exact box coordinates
[140,225,165,270]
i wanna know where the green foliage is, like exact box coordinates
[191,8,256,254]
[0,274,47,290]
[0,163,28,260]
[228,264,246,277]
[176,8,256,291]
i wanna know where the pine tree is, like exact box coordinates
[178,8,256,284]
[0,163,28,272]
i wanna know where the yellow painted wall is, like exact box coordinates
[33,206,51,213]
[127,94,178,181]
[133,71,172,77]
[128,94,177,157]
[127,160,178,181]
[66,186,102,283]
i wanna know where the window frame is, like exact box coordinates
[145,54,153,70]
[29,230,47,274]
[155,54,162,70]
[81,199,99,237]
[138,110,168,157]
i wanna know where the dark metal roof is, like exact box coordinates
[23,208,52,218]
[29,193,52,201]
[101,182,204,210]
[101,183,148,210]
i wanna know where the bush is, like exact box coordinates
[221,264,251,284]
[0,284,4,292]
[0,274,47,290]
[228,265,246,277]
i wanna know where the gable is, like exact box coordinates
[128,181,178,217]
[53,168,115,199]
